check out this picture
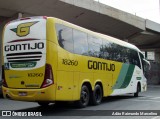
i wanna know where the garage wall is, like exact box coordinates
[147,62,160,85]
[0,22,6,80]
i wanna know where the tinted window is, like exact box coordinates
[113,45,128,63]
[73,29,88,55]
[102,40,111,60]
[129,50,141,68]
[88,35,103,58]
[102,41,124,61]
[102,40,141,67]
[55,24,141,68]
[111,44,125,62]
[55,24,74,53]
[121,48,130,63]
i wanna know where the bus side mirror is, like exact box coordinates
[143,59,151,71]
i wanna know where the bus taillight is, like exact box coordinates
[2,65,8,87]
[41,64,54,88]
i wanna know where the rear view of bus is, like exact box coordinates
[2,17,55,105]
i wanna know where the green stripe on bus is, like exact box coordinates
[113,64,129,89]
[120,64,135,89]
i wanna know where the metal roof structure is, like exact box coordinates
[0,0,160,51]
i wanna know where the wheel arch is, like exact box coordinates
[137,81,141,92]
[82,81,92,95]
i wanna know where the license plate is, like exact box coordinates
[19,92,27,96]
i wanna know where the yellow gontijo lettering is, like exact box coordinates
[11,21,38,37]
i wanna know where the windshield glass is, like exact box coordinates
[139,52,150,78]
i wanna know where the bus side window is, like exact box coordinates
[55,24,74,53]
[88,35,103,58]
[102,40,110,60]
[118,45,128,63]
[73,29,88,55]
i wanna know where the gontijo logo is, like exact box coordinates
[10,21,38,37]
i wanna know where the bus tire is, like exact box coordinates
[134,83,141,97]
[37,102,49,107]
[91,84,103,105]
[76,85,90,108]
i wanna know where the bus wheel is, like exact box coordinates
[134,83,141,97]
[37,102,49,107]
[91,84,103,105]
[76,85,90,108]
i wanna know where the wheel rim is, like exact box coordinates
[95,88,102,102]
[81,89,89,105]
